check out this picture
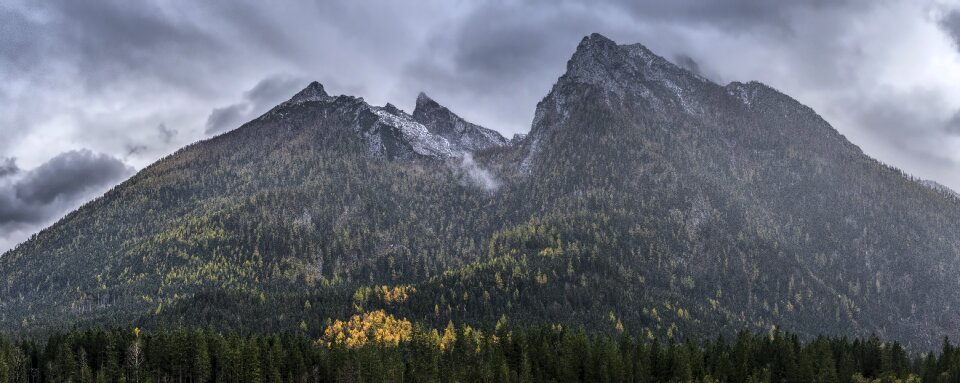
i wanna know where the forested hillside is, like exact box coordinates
[1,33,959,351]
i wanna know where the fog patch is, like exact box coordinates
[457,153,500,192]
[673,54,702,76]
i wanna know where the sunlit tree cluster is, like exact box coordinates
[322,310,413,348]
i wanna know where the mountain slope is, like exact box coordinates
[2,33,959,349]
[412,92,508,151]
[0,85,504,333]
[504,34,960,347]
[921,179,960,199]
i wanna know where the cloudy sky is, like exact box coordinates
[3,0,960,251]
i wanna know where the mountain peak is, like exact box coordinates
[411,93,507,152]
[288,81,330,103]
[527,33,707,147]
[383,103,403,116]
[578,33,617,50]
[568,33,620,69]
[562,33,682,94]
[416,91,432,103]
[412,92,452,121]
[414,92,440,114]
[569,33,661,67]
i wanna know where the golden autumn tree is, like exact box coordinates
[321,310,413,348]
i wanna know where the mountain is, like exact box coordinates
[2,33,959,350]
[412,92,508,152]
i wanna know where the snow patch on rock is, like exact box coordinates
[370,107,458,158]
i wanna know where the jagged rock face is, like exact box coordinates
[524,34,864,171]
[541,34,715,122]
[287,81,330,103]
[362,105,459,159]
[522,33,726,171]
[263,89,460,160]
[413,93,508,152]
[265,87,507,160]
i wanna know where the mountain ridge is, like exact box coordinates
[412,92,508,152]
[1,33,959,350]
[250,82,512,160]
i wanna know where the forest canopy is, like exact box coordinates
[0,322,953,383]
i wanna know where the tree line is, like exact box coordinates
[1,323,959,382]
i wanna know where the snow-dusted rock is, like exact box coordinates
[412,92,508,152]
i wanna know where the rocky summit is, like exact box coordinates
[412,92,508,152]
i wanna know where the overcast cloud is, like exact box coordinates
[0,150,133,251]
[205,75,307,135]
[2,0,960,251]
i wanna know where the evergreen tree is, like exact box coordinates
[193,333,212,383]
[0,350,10,383]
[50,342,76,383]
[242,338,262,383]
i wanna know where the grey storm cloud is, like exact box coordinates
[0,158,18,178]
[941,10,960,49]
[600,0,864,32]
[205,104,249,135]
[851,93,958,170]
[2,1,222,92]
[12,150,133,205]
[205,75,306,135]
[0,149,132,253]
[2,0,960,250]
[398,0,866,136]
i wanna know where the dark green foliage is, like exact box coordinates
[2,327,958,382]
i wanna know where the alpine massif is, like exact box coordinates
[2,34,959,351]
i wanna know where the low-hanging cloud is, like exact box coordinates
[673,54,702,76]
[205,104,249,135]
[0,150,134,251]
[458,153,500,192]
[14,150,133,205]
